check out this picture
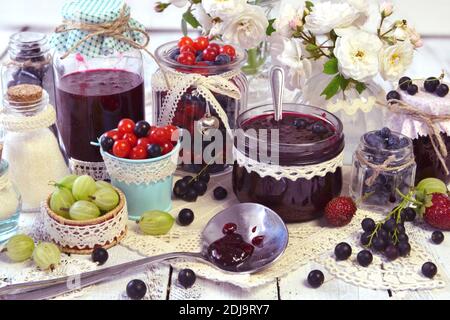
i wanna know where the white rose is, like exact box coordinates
[169,0,188,8]
[270,34,313,91]
[334,29,383,82]
[202,0,247,19]
[379,42,414,81]
[394,24,423,48]
[305,1,360,34]
[192,4,213,32]
[222,5,269,50]
[380,1,394,17]
[273,2,305,37]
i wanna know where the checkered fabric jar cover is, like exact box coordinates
[50,0,146,57]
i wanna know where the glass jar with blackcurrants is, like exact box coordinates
[152,36,248,174]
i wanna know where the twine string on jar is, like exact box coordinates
[54,4,170,87]
[381,99,450,175]
[355,150,415,187]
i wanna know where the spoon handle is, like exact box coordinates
[0,252,203,300]
[270,66,285,122]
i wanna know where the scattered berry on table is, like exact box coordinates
[431,231,444,244]
[91,247,109,266]
[357,250,373,267]
[436,83,449,97]
[178,269,197,289]
[422,262,438,278]
[324,197,356,227]
[126,279,147,300]
[307,270,325,288]
[424,77,440,93]
[334,242,352,261]
[398,76,412,90]
[214,187,228,200]
[178,208,195,226]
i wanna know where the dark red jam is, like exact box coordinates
[55,69,145,162]
[413,133,450,184]
[233,111,344,223]
[207,224,255,271]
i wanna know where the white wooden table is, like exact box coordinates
[1,28,450,300]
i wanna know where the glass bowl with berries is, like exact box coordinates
[152,36,248,175]
[97,119,180,220]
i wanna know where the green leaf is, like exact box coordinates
[183,10,201,29]
[339,77,350,91]
[355,82,367,94]
[323,57,339,75]
[305,1,314,11]
[305,44,318,52]
[321,75,342,100]
[266,18,276,36]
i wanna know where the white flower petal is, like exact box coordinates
[305,1,361,34]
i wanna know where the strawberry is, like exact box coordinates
[423,193,450,230]
[324,197,357,227]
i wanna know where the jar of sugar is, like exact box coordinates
[0,144,22,242]
[0,84,69,211]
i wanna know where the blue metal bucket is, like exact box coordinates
[100,141,180,221]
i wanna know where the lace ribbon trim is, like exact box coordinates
[0,105,56,132]
[234,147,345,181]
[101,144,180,185]
[69,158,110,181]
[152,68,241,137]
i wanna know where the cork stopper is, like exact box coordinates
[7,84,43,104]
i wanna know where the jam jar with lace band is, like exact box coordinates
[51,0,146,180]
[152,41,248,174]
[350,130,416,212]
[232,103,345,223]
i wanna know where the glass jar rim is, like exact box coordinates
[155,40,247,73]
[360,130,413,154]
[3,90,49,116]
[9,32,49,57]
[236,103,344,148]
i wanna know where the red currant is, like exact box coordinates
[118,119,136,134]
[177,52,196,65]
[178,36,194,48]
[136,137,151,149]
[165,125,179,142]
[193,36,209,51]
[161,142,174,155]
[130,146,148,160]
[154,127,171,144]
[220,45,236,60]
[113,139,131,158]
[208,43,220,53]
[122,133,138,147]
[180,45,196,55]
[105,130,123,141]
[202,48,218,62]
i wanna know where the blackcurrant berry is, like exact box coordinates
[147,144,162,158]
[436,84,449,97]
[213,187,228,200]
[173,180,189,198]
[422,262,438,278]
[398,242,411,257]
[407,84,418,95]
[198,171,210,183]
[357,250,373,267]
[361,232,371,246]
[403,208,416,222]
[183,188,198,202]
[134,121,151,138]
[192,180,208,196]
[431,231,444,244]
[386,90,401,101]
[424,77,440,93]
[178,208,195,226]
[178,269,197,289]
[126,279,147,300]
[384,244,399,261]
[361,218,376,232]
[91,247,109,266]
[307,270,325,288]
[100,136,115,152]
[334,242,352,261]
[383,218,397,232]
[372,237,387,251]
[398,76,412,90]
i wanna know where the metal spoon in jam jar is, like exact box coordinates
[0,203,288,300]
[270,66,285,122]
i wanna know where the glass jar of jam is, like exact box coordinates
[153,41,248,174]
[232,103,345,223]
[1,32,55,106]
[349,130,416,211]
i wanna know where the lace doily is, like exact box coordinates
[319,210,446,291]
[69,158,109,181]
[0,104,56,132]
[37,192,128,254]
[152,68,241,136]
[234,147,345,181]
[101,144,179,185]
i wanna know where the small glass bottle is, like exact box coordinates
[0,154,22,243]
[350,131,416,211]
[1,32,55,106]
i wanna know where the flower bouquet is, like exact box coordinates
[269,0,421,160]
